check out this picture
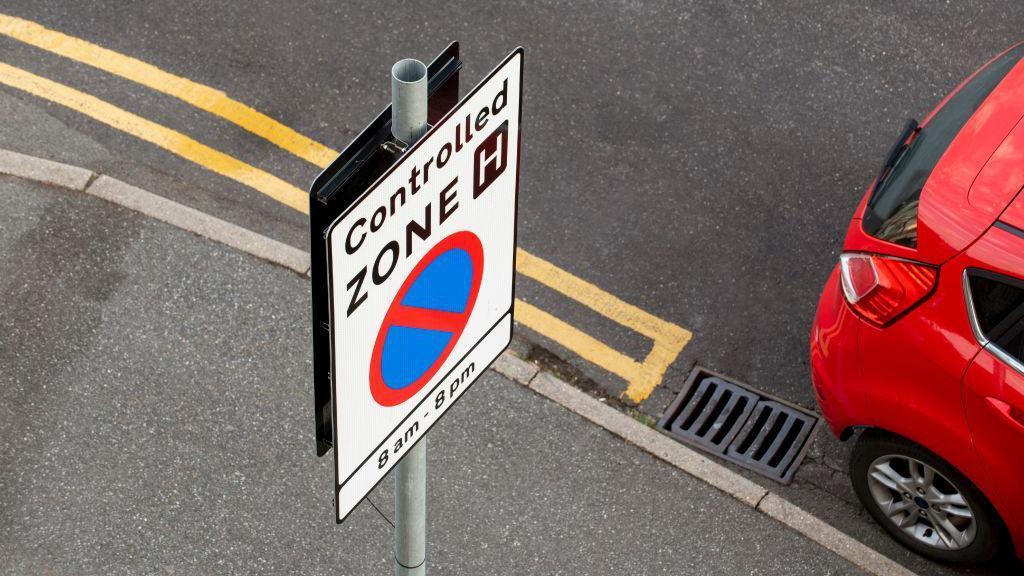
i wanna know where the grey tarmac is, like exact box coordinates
[1,172,865,575]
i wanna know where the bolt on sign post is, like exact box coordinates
[308,43,524,572]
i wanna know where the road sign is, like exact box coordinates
[369,231,483,407]
[324,48,523,522]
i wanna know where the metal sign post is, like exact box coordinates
[307,42,523,571]
[390,57,429,576]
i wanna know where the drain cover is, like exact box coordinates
[657,368,818,483]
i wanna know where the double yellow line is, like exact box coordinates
[0,13,691,402]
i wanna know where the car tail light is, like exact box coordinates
[839,253,937,327]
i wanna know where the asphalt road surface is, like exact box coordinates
[0,175,868,575]
[2,2,1023,574]
[2,0,1022,409]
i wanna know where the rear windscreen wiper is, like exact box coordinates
[868,118,920,207]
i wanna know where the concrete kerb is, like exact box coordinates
[0,148,95,191]
[85,175,310,275]
[528,369,769,506]
[0,149,920,576]
[0,150,309,275]
[757,493,919,576]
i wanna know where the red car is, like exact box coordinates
[811,43,1024,565]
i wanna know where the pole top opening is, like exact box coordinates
[392,59,427,85]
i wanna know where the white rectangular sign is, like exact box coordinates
[326,49,523,522]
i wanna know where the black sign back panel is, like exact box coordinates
[309,43,462,456]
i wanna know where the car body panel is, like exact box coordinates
[966,117,1024,214]
[960,226,1024,557]
[963,353,1024,557]
[999,192,1024,231]
[810,266,870,436]
[854,250,990,495]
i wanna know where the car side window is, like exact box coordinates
[1003,326,1024,364]
[967,270,1024,364]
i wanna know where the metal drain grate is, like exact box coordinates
[667,377,757,452]
[657,368,819,483]
[726,400,816,482]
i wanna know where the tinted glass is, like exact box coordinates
[1002,328,1024,363]
[864,44,1024,247]
[968,272,1024,361]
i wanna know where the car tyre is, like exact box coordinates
[850,431,1002,565]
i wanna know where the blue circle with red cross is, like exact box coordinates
[369,231,483,406]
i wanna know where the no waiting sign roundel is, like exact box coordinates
[326,48,523,521]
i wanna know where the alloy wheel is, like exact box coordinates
[866,454,977,551]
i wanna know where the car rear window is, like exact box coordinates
[864,44,1024,248]
[967,270,1024,365]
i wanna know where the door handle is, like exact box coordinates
[985,396,1024,431]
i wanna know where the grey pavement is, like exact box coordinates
[0,175,865,575]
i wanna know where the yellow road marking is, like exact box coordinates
[0,62,308,213]
[514,300,643,383]
[517,249,668,341]
[0,13,336,168]
[632,333,691,404]
[0,17,694,401]
[515,249,692,401]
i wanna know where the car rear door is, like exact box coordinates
[961,222,1024,543]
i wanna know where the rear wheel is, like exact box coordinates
[850,431,1001,565]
